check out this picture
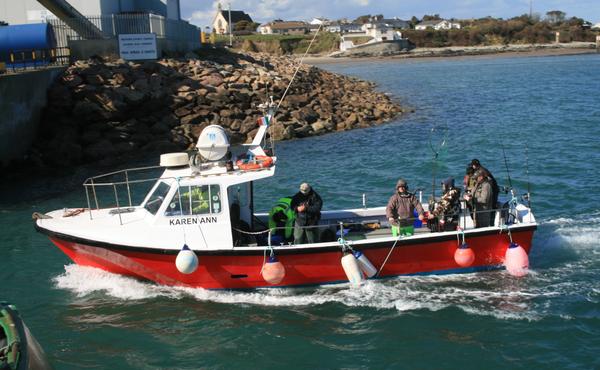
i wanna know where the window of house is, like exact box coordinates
[166,184,221,216]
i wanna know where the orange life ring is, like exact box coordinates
[236,156,274,171]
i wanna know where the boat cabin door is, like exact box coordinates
[227,182,253,244]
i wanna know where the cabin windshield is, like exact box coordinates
[143,181,171,215]
[165,184,222,216]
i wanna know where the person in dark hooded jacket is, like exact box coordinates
[470,159,499,208]
[290,182,322,244]
[428,177,461,231]
[386,178,425,236]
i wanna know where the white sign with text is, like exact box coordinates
[118,33,158,60]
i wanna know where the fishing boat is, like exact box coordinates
[34,108,537,289]
[0,302,52,370]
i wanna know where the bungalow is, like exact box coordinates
[415,19,461,30]
[258,20,309,35]
[326,21,362,33]
[212,5,253,34]
[380,18,410,29]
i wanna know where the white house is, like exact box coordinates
[415,19,461,30]
[340,23,402,51]
[258,20,308,35]
[310,17,329,25]
[211,5,253,35]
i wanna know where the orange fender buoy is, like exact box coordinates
[261,255,285,284]
[454,243,475,267]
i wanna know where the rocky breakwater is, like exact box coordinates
[32,52,402,167]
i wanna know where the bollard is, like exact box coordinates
[596,36,600,52]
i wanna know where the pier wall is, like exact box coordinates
[0,67,66,165]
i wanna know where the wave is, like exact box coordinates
[53,264,593,322]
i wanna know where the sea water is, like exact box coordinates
[1,54,599,369]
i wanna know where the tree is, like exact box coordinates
[234,20,259,32]
[410,16,419,28]
[546,10,566,24]
[422,14,441,21]
[353,15,371,24]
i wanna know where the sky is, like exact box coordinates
[180,0,600,28]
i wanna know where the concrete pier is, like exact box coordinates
[0,67,65,165]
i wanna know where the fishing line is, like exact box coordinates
[525,143,532,209]
[428,123,448,202]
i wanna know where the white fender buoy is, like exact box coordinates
[175,244,198,274]
[505,242,529,277]
[353,250,377,278]
[341,253,364,286]
[454,243,475,267]
[261,255,286,285]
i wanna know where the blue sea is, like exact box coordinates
[1,53,599,369]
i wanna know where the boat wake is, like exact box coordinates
[52,262,594,322]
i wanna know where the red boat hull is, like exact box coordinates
[39,225,536,289]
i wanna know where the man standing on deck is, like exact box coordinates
[470,159,499,208]
[291,183,322,244]
[465,170,494,228]
[386,179,425,236]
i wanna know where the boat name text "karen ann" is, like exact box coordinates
[169,216,218,226]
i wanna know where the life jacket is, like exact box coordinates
[268,197,295,239]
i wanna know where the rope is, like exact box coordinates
[376,235,402,278]
[274,23,322,116]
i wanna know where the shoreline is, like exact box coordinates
[302,43,598,65]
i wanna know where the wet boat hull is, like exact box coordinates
[39,224,536,289]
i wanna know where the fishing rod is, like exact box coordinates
[524,143,531,208]
[501,144,513,189]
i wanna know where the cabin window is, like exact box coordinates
[144,181,171,215]
[166,185,221,216]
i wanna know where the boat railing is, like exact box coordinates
[82,165,200,222]
[254,203,532,247]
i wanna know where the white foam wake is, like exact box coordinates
[53,264,571,321]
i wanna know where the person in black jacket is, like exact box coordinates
[470,159,499,208]
[290,183,322,244]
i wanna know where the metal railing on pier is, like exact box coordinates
[46,14,200,49]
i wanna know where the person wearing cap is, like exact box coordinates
[386,179,425,236]
[428,177,461,231]
[290,182,323,244]
[469,159,499,208]
[464,170,494,228]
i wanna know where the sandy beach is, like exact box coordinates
[303,42,598,65]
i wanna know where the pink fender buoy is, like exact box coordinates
[505,242,529,277]
[454,243,475,267]
[261,255,286,285]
